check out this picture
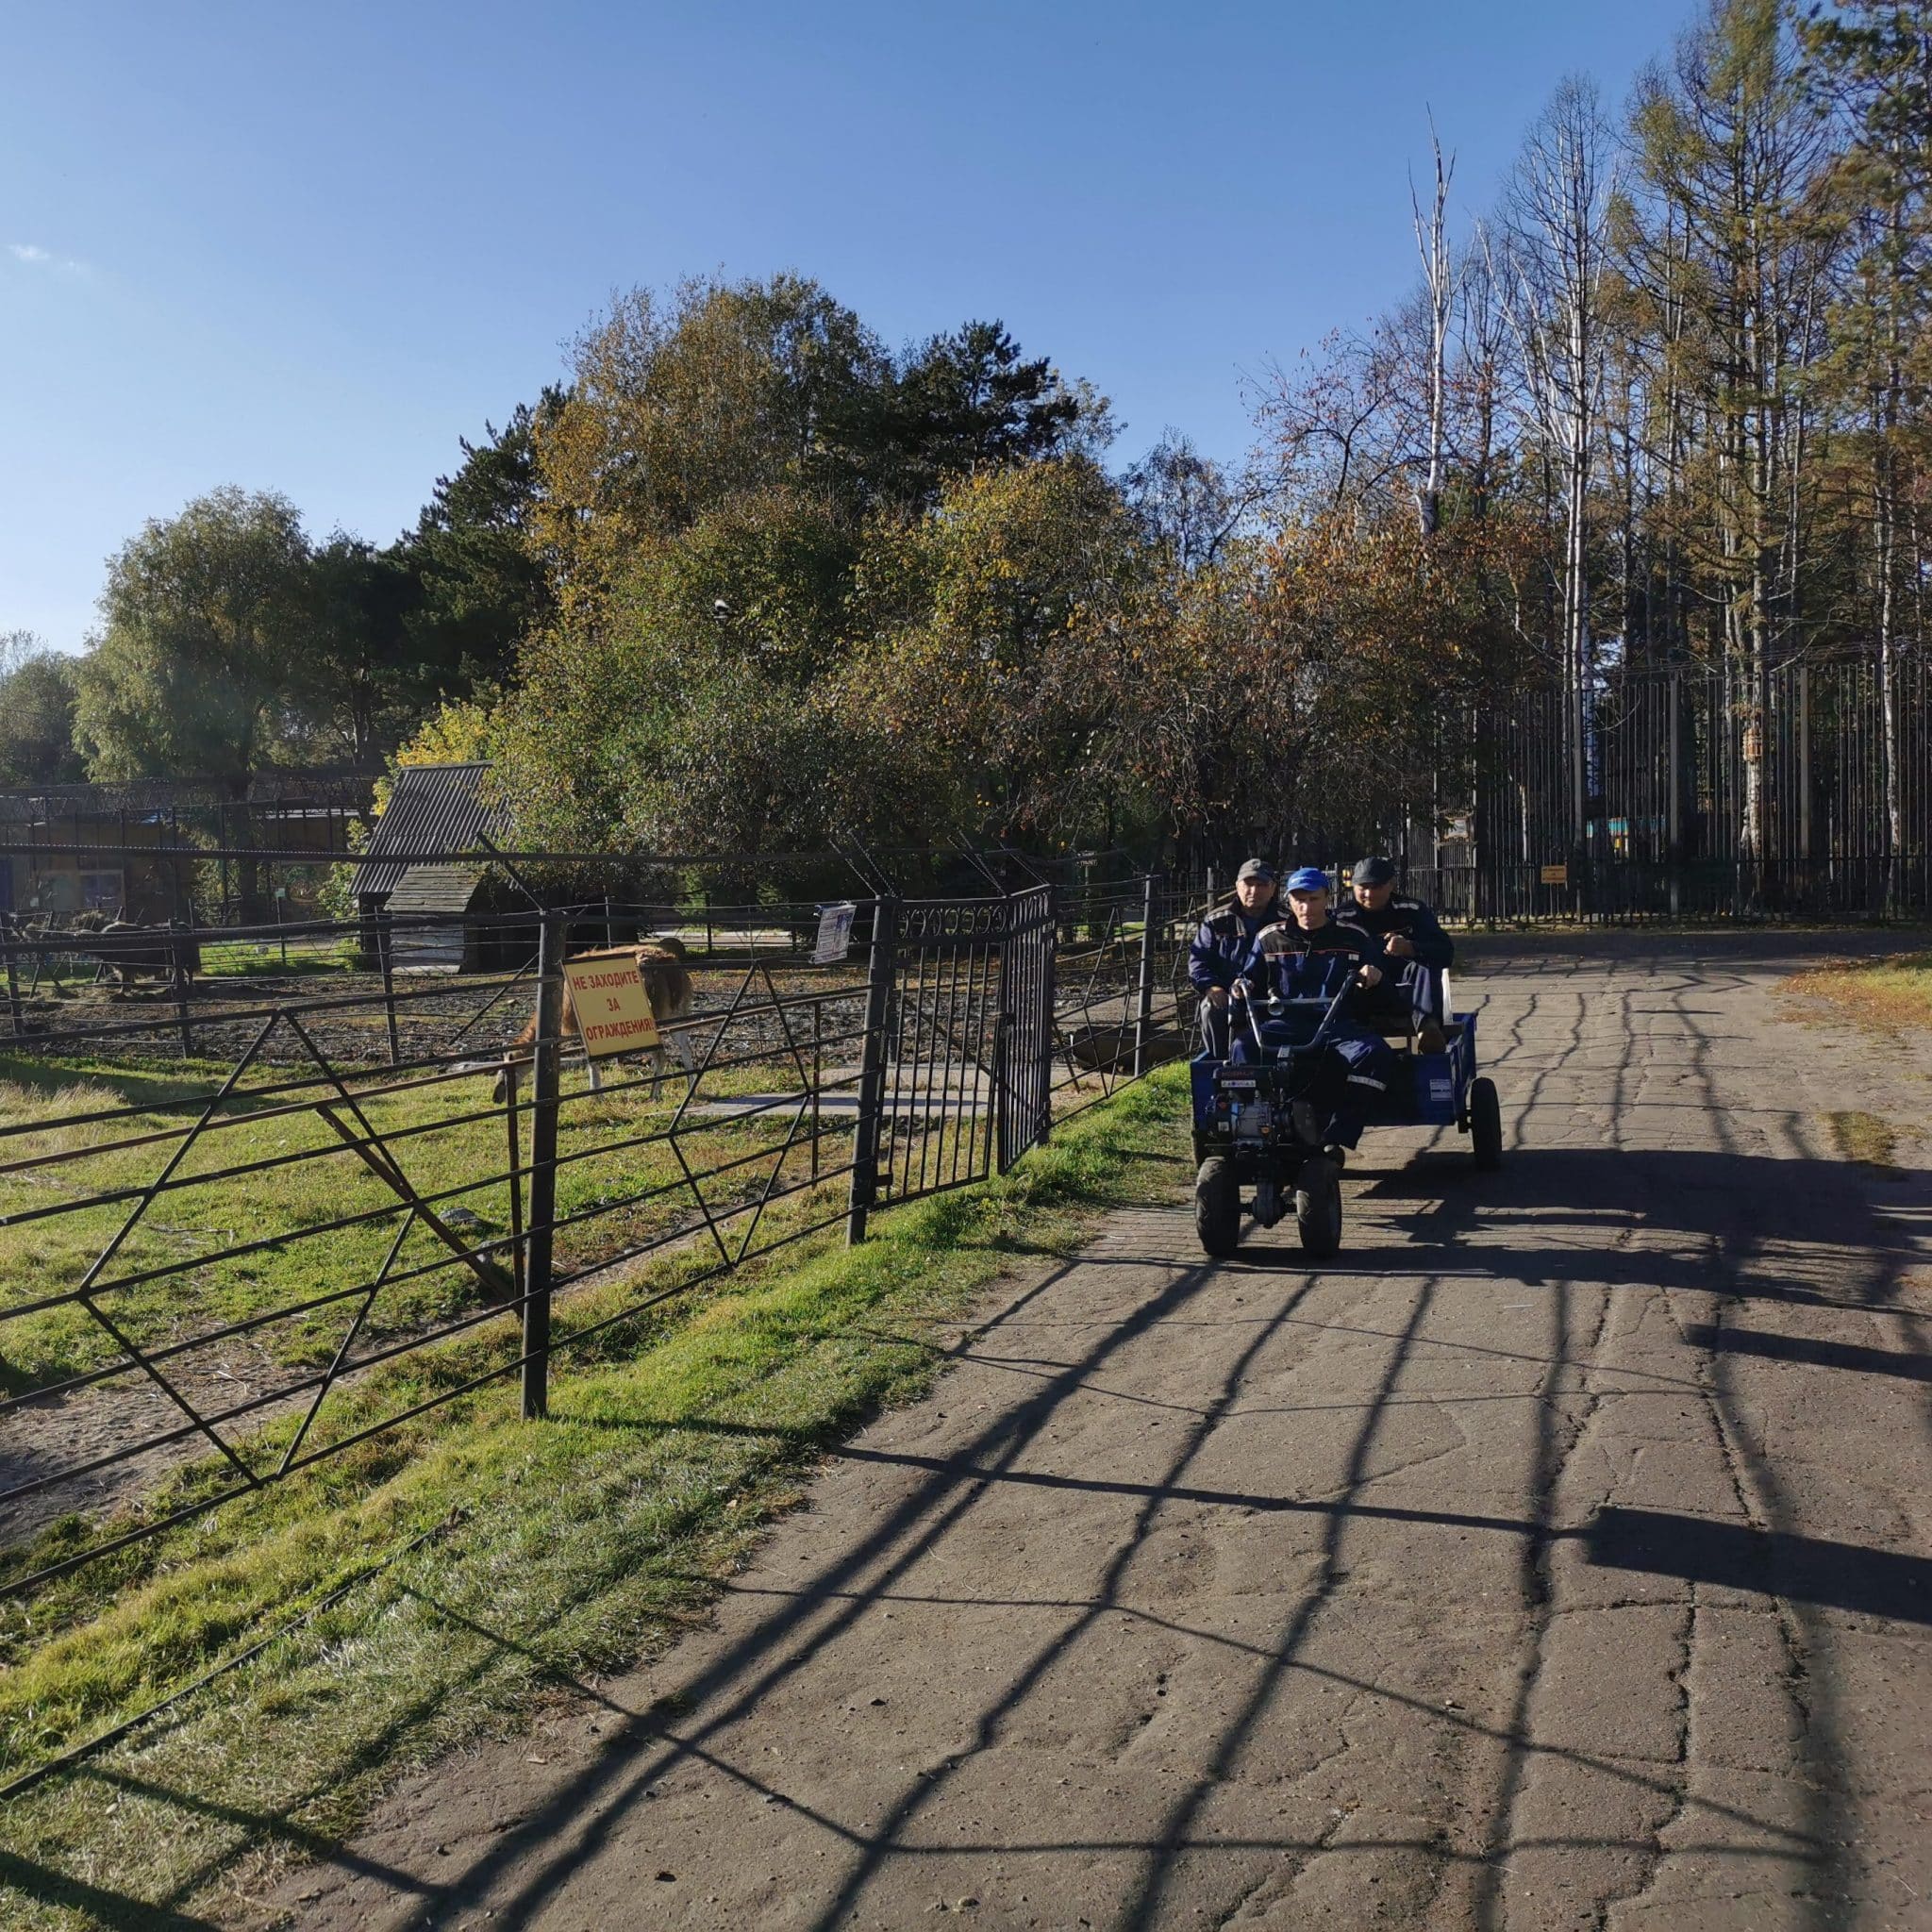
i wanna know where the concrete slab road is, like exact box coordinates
[278,933,1932,1931]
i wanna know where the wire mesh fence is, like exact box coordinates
[0,866,1206,1599]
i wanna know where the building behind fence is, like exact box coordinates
[0,770,375,926]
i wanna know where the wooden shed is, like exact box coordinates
[355,763,511,970]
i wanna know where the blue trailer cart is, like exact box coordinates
[1189,973,1502,1258]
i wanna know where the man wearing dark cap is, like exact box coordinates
[1231,866,1396,1153]
[1189,858,1278,1058]
[1347,857,1454,1053]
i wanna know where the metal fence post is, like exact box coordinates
[1036,886,1058,1147]
[846,896,897,1246]
[1668,672,1682,918]
[376,908,401,1068]
[1132,872,1158,1077]
[522,908,562,1421]
[2,924,22,1041]
[991,1009,1012,1174]
[171,919,193,1058]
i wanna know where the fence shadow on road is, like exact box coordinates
[15,1126,1926,1924]
[1586,1507,1931,1625]
[275,1124,1923,1923]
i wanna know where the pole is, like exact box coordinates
[3,923,21,1041]
[1798,663,1811,893]
[1132,872,1158,1078]
[522,908,562,1421]
[810,996,822,1183]
[1668,672,1682,918]
[991,1009,1011,1174]
[1036,885,1058,1147]
[504,1063,525,1320]
[376,908,401,1068]
[845,896,897,1246]
[172,919,193,1058]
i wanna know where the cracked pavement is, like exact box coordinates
[271,933,1932,1931]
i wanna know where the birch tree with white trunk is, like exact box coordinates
[1499,76,1618,853]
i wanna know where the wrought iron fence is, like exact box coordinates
[0,868,1203,1597]
[1447,652,1932,921]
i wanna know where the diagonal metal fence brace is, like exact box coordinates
[281,1008,514,1304]
[276,1207,418,1475]
[66,1012,286,1491]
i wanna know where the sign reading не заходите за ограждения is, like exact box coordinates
[562,955,661,1057]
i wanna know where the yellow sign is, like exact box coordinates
[563,955,660,1058]
[1540,863,1569,886]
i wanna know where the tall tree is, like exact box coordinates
[393,392,560,691]
[533,274,889,608]
[75,488,320,915]
[1499,75,1617,854]
[1804,0,1932,894]
[1411,125,1457,537]
[1629,0,1837,864]
[307,533,416,764]
[860,321,1108,508]
[0,637,85,787]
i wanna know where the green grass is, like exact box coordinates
[0,1051,831,1397]
[0,1066,1188,1930]
[194,941,358,977]
[1784,951,1932,1034]
[1825,1108,1904,1175]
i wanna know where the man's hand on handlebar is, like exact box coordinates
[1207,985,1230,1008]
[1357,963,1384,989]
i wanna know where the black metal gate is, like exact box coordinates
[849,886,1057,1215]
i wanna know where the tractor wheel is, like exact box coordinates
[1295,1156,1343,1258]
[1470,1076,1503,1171]
[1194,1157,1241,1257]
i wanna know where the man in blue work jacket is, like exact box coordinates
[1346,856,1454,1053]
[1189,858,1278,1058]
[1233,866,1397,1152]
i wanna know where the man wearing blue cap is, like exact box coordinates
[1347,857,1453,1053]
[1232,867,1395,1152]
[1188,858,1278,1058]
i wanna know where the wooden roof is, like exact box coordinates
[358,763,506,901]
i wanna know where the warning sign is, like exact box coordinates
[563,955,660,1058]
[1540,864,1570,887]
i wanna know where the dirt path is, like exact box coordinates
[267,934,1932,1931]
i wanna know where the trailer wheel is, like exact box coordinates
[1470,1077,1503,1171]
[1295,1156,1342,1258]
[1194,1157,1241,1257]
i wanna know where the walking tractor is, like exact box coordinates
[1190,973,1503,1259]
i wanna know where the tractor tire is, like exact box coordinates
[1470,1076,1503,1171]
[1194,1157,1241,1257]
[1295,1156,1343,1258]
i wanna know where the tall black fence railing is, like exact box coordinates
[0,870,1204,1598]
[1191,649,1930,924]
[1453,653,1932,921]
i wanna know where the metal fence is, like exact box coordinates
[0,867,1204,1596]
[1435,652,1932,922]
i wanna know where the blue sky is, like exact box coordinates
[3,0,1698,654]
